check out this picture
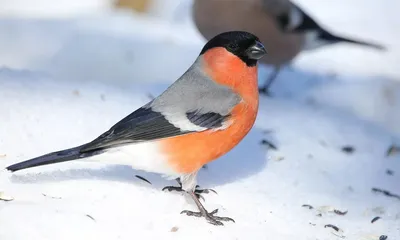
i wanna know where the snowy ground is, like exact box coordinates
[1,0,400,239]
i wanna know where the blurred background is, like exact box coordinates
[0,0,399,134]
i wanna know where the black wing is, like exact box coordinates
[80,107,190,152]
[80,107,230,152]
[186,111,230,128]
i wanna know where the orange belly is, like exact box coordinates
[159,102,257,174]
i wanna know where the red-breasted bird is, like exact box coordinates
[192,0,386,96]
[6,31,266,226]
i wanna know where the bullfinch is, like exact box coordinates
[5,31,266,226]
[192,0,386,95]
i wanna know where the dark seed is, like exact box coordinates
[302,204,314,209]
[260,139,278,150]
[371,216,381,223]
[324,224,339,232]
[386,169,394,176]
[341,145,355,154]
[135,175,152,185]
[386,145,400,157]
[334,210,348,216]
[372,188,400,200]
[86,214,95,221]
[379,235,388,240]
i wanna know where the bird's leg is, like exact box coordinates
[258,66,281,96]
[162,178,217,200]
[181,191,235,226]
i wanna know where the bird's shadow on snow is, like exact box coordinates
[196,128,267,187]
[9,164,164,187]
[9,128,268,190]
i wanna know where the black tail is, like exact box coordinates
[320,31,386,51]
[6,145,104,172]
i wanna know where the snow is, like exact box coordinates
[0,0,400,239]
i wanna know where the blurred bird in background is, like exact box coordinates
[114,0,153,13]
[192,0,386,96]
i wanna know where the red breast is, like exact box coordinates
[159,48,259,174]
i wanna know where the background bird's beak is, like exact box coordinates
[246,41,267,60]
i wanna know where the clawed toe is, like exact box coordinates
[162,186,183,192]
[181,208,235,226]
[167,179,232,226]
[208,209,235,222]
[162,182,217,201]
[181,210,202,217]
[195,187,217,195]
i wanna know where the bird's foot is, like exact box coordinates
[181,208,235,226]
[162,185,183,192]
[162,185,217,200]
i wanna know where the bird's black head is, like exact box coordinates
[200,31,267,67]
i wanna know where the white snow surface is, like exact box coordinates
[0,1,400,239]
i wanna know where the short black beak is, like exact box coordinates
[246,41,267,60]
